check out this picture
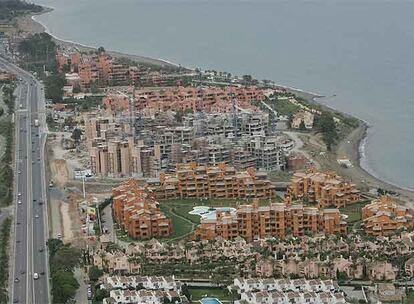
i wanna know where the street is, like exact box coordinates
[0,56,50,304]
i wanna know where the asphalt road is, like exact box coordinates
[0,57,50,304]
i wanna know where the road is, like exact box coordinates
[0,56,50,304]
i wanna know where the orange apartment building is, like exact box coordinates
[362,196,414,236]
[102,86,264,114]
[194,200,347,241]
[287,169,360,208]
[147,162,276,200]
[112,179,172,239]
[56,49,130,89]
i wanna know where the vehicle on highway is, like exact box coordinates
[33,273,39,280]
[35,214,39,218]
[18,200,22,204]
[14,278,19,283]
[17,192,21,197]
[18,170,21,174]
[39,247,44,252]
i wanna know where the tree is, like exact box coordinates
[299,120,307,131]
[51,246,81,272]
[94,289,109,302]
[47,239,64,257]
[51,271,79,304]
[316,112,338,151]
[181,284,191,301]
[44,74,65,102]
[71,128,82,144]
[88,266,103,282]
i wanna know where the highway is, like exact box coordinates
[0,56,50,304]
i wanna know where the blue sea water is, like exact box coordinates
[33,0,414,190]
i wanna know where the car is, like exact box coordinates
[17,222,20,225]
[20,270,25,275]
[16,240,21,243]
[39,247,44,252]
[18,170,21,174]
[14,278,19,283]
[13,299,19,303]
[17,192,21,197]
[40,271,45,275]
[33,273,39,280]
[18,200,22,204]
[39,201,43,205]
[35,214,39,218]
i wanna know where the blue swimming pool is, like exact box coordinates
[199,298,222,304]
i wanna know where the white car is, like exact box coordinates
[33,273,39,280]
[18,201,22,205]
[17,192,21,197]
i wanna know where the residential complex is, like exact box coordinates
[112,179,172,239]
[287,169,360,208]
[104,85,264,114]
[84,110,288,178]
[362,196,414,236]
[101,275,182,304]
[146,163,277,200]
[194,199,347,241]
[231,278,345,304]
[56,47,190,90]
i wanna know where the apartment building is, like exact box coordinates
[287,169,360,208]
[56,48,133,89]
[112,179,172,239]
[362,196,414,236]
[248,136,286,171]
[147,163,276,200]
[131,86,265,113]
[194,200,347,241]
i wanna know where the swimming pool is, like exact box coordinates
[189,206,236,220]
[199,298,222,304]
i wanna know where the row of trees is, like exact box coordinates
[0,218,12,303]
[48,239,81,304]
[0,85,15,206]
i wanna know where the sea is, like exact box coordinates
[32,0,414,190]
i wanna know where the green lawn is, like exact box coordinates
[407,291,414,304]
[159,204,194,240]
[340,200,369,224]
[268,170,294,182]
[189,287,234,302]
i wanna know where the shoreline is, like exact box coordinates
[16,10,414,202]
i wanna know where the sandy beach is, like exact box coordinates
[16,10,414,206]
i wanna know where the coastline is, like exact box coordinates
[16,10,414,204]
[17,9,179,68]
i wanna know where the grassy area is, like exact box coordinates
[406,291,414,304]
[159,204,194,240]
[189,287,234,302]
[340,200,370,224]
[267,97,300,116]
[268,170,293,182]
